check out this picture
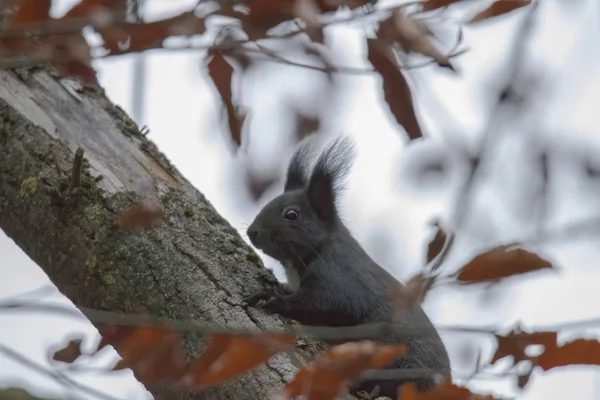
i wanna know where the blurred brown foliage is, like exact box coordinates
[6,1,599,400]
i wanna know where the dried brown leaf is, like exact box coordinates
[426,221,446,264]
[189,332,296,386]
[245,170,280,201]
[399,384,419,400]
[0,0,21,20]
[385,10,454,70]
[117,202,165,233]
[6,0,51,27]
[367,38,422,141]
[52,339,84,363]
[537,339,600,371]
[317,0,372,10]
[517,370,532,389]
[469,0,531,24]
[281,341,405,400]
[49,32,98,87]
[293,0,324,43]
[98,325,187,385]
[421,0,463,12]
[63,0,126,19]
[491,328,557,365]
[390,276,434,321]
[242,0,295,36]
[457,246,553,283]
[53,60,97,87]
[1,0,100,86]
[1,0,51,53]
[99,12,206,55]
[97,324,187,386]
[293,109,320,141]
[207,51,244,148]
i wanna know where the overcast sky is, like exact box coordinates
[2,0,600,399]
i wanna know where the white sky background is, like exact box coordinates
[1,0,600,399]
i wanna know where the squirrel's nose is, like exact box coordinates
[247,226,258,243]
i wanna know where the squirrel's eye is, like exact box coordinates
[283,207,299,221]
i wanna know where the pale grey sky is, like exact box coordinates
[1,0,600,399]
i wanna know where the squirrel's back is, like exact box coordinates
[312,229,452,392]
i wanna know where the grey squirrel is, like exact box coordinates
[243,135,451,398]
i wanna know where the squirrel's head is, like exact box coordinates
[247,135,355,263]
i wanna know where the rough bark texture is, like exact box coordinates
[0,67,328,400]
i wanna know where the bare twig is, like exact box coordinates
[451,2,540,231]
[0,0,466,75]
[1,300,600,342]
[0,283,57,302]
[0,344,123,400]
[357,366,520,383]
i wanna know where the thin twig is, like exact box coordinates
[0,344,123,400]
[0,283,57,302]
[0,0,467,76]
[357,366,519,383]
[450,1,540,230]
[1,301,600,342]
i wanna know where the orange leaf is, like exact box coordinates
[97,324,188,386]
[426,221,446,264]
[315,0,371,11]
[1,0,51,53]
[245,0,294,16]
[99,12,206,55]
[52,59,98,87]
[367,38,422,141]
[6,0,51,27]
[63,0,126,19]
[399,383,419,400]
[293,109,320,142]
[281,341,405,400]
[48,30,98,87]
[245,169,279,202]
[517,370,532,389]
[385,10,454,71]
[457,246,553,283]
[390,276,434,322]
[229,0,294,38]
[538,339,600,371]
[52,339,84,363]
[189,332,296,386]
[3,0,99,86]
[491,328,557,365]
[469,0,531,24]
[207,51,244,147]
[293,0,324,43]
[117,202,164,233]
[421,0,462,12]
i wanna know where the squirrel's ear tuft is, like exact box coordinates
[307,135,355,222]
[284,134,320,192]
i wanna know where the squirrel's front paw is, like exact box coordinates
[261,294,287,314]
[242,288,276,307]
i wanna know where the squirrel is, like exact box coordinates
[243,134,451,399]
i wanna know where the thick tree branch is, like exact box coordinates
[0,66,328,400]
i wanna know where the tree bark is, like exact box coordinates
[0,67,325,400]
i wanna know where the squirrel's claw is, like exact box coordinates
[260,294,287,315]
[242,288,276,307]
